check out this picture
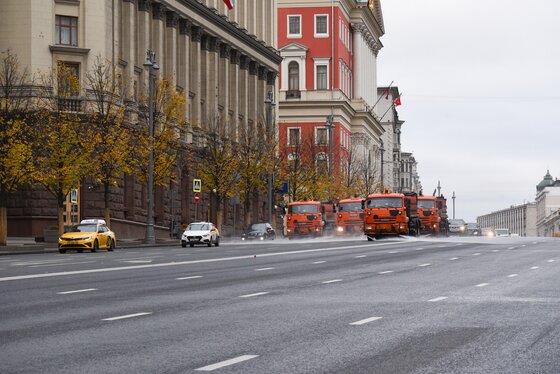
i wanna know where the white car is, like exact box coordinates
[181,222,220,248]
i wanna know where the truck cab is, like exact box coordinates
[335,198,364,235]
[363,192,409,239]
[417,196,441,234]
[285,201,324,238]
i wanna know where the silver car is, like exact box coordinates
[448,219,467,235]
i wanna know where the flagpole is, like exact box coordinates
[370,81,393,112]
[379,93,402,122]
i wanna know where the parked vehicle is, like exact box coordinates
[363,192,421,240]
[241,223,276,241]
[58,218,115,253]
[285,201,324,238]
[335,198,364,235]
[417,196,441,235]
[181,222,220,247]
[448,219,467,235]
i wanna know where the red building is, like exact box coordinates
[277,0,386,200]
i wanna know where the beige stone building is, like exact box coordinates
[1,0,281,239]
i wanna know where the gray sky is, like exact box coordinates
[377,0,560,222]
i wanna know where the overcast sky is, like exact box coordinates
[377,0,560,222]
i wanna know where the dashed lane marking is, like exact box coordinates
[30,261,97,268]
[255,267,275,271]
[176,276,203,280]
[428,297,448,302]
[378,270,394,274]
[350,316,382,326]
[239,292,269,298]
[322,279,343,284]
[449,257,459,261]
[418,263,432,267]
[507,274,518,278]
[531,266,540,270]
[195,355,259,372]
[355,255,367,258]
[57,288,97,295]
[312,261,326,264]
[472,253,481,256]
[102,312,152,321]
[548,260,556,263]
[475,283,489,288]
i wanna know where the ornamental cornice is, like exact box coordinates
[351,22,381,56]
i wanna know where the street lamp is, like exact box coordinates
[143,49,159,244]
[379,140,385,188]
[452,191,456,219]
[325,114,334,178]
[265,91,276,224]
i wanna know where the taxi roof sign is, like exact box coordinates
[80,219,106,225]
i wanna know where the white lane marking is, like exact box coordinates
[350,316,382,326]
[124,260,153,264]
[239,292,269,298]
[195,355,259,371]
[378,270,394,274]
[30,261,97,268]
[428,296,448,302]
[456,243,463,246]
[449,257,459,261]
[418,263,432,267]
[491,249,500,252]
[255,267,275,271]
[102,312,152,321]
[475,283,489,287]
[533,242,538,245]
[322,279,342,284]
[531,266,540,270]
[355,255,367,258]
[312,261,326,264]
[57,288,97,295]
[119,256,164,261]
[176,276,203,280]
[508,247,516,250]
[472,253,481,256]
[507,274,518,278]
[12,260,74,266]
[0,242,404,283]
[416,248,424,251]
[548,260,556,263]
[438,245,446,248]
[521,245,526,247]
[388,251,399,254]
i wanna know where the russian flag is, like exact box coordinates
[223,0,234,9]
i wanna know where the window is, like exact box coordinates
[315,15,328,37]
[316,127,328,145]
[288,15,301,37]
[288,61,299,91]
[316,153,328,175]
[57,62,80,96]
[55,15,78,46]
[288,127,301,145]
[316,65,328,90]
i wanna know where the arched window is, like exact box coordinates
[288,61,299,91]
[316,152,328,175]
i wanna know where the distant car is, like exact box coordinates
[241,223,276,241]
[466,222,481,236]
[495,228,510,237]
[482,228,495,237]
[448,219,467,235]
[58,219,116,253]
[181,222,220,247]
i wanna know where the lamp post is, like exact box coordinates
[265,91,276,224]
[452,191,456,219]
[380,140,385,189]
[325,114,334,179]
[143,49,159,244]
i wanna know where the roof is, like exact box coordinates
[537,170,555,192]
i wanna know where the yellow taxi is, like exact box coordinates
[58,219,116,253]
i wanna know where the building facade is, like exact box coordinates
[276,0,386,198]
[477,203,537,237]
[1,0,281,239]
[535,170,560,237]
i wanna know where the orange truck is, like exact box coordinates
[335,198,364,235]
[285,201,324,238]
[363,192,421,240]
[417,196,441,234]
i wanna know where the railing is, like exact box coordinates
[57,96,83,112]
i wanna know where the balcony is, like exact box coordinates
[57,96,83,112]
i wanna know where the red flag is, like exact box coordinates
[223,0,234,9]
[395,96,402,106]
[385,89,390,100]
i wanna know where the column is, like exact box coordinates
[248,60,258,133]
[208,37,220,127]
[178,19,191,123]
[122,0,136,98]
[151,3,166,71]
[165,11,178,85]
[137,0,151,97]
[238,55,249,138]
[219,42,231,135]
[200,33,210,127]
[190,26,203,128]
[229,49,240,141]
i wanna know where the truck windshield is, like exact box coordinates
[289,204,319,214]
[367,197,402,208]
[417,200,436,209]
[338,202,363,212]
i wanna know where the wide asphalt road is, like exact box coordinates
[1,235,559,373]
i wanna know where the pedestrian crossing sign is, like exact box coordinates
[193,179,202,192]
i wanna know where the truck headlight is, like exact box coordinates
[337,226,344,232]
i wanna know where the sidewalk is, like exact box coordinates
[0,237,180,256]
